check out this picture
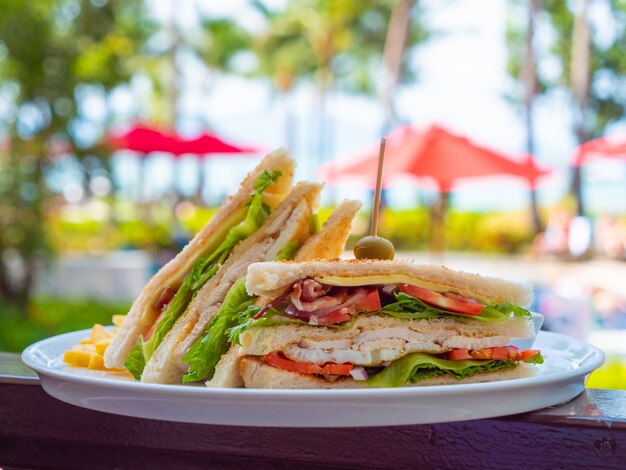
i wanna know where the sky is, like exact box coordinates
[107,0,626,214]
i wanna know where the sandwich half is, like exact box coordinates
[181,199,363,387]
[104,149,294,372]
[235,260,543,389]
[138,181,325,383]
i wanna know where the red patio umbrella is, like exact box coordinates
[574,135,626,166]
[109,124,260,203]
[571,134,626,216]
[319,124,551,252]
[109,124,182,155]
[320,124,549,190]
[109,124,260,157]
[181,133,259,155]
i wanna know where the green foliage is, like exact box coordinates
[251,0,429,95]
[587,356,626,390]
[0,0,153,306]
[197,18,253,73]
[506,0,626,135]
[0,296,130,352]
[45,205,537,254]
[369,208,534,253]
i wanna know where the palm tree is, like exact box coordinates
[521,0,543,233]
[569,0,591,216]
[252,0,429,170]
[380,0,417,134]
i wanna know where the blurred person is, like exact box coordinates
[592,288,626,329]
[535,278,594,339]
[595,215,626,260]
[532,209,573,257]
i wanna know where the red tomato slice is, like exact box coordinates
[518,349,540,360]
[398,284,484,315]
[490,347,511,360]
[354,289,382,313]
[447,349,472,360]
[315,309,352,325]
[469,348,493,360]
[447,347,540,361]
[263,353,353,376]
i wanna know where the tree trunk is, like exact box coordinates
[569,0,591,216]
[380,0,416,134]
[523,0,543,234]
[195,157,205,206]
[430,191,450,255]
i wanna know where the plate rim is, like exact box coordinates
[22,329,605,398]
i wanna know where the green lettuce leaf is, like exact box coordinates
[276,241,301,261]
[309,213,321,234]
[363,352,544,388]
[182,277,254,383]
[125,337,147,380]
[124,170,281,378]
[380,292,531,323]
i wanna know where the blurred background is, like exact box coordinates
[1,0,626,388]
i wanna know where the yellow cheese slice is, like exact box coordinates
[314,274,451,292]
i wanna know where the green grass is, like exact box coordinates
[0,297,131,352]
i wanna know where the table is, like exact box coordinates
[1,352,625,469]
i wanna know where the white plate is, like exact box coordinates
[22,330,603,428]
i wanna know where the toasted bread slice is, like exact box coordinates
[294,200,361,262]
[245,260,533,306]
[104,149,294,369]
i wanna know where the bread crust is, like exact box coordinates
[245,259,533,306]
[104,149,294,369]
[239,356,534,389]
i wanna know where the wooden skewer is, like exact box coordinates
[371,138,386,237]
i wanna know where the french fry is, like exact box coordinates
[95,338,110,356]
[63,350,90,368]
[87,353,105,370]
[64,315,127,371]
[91,324,112,343]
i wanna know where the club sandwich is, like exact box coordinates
[234,260,543,388]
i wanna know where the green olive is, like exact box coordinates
[353,236,395,260]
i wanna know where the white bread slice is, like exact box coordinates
[141,182,321,383]
[245,260,533,306]
[207,200,362,388]
[237,314,535,360]
[104,149,294,369]
[239,356,534,389]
